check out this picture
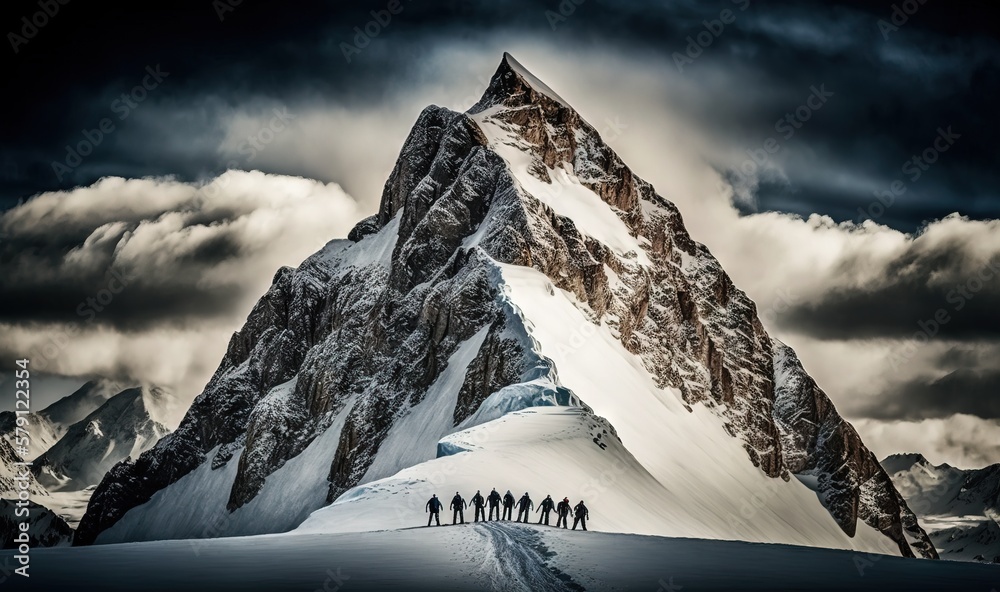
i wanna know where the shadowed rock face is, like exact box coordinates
[76,54,935,558]
[0,500,73,549]
[773,343,937,558]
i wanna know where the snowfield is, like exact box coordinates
[2,524,996,591]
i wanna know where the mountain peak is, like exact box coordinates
[33,384,171,492]
[881,452,931,474]
[471,52,569,113]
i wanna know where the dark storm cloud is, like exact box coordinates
[0,172,360,331]
[0,230,246,331]
[2,0,998,232]
[854,367,1000,421]
[780,259,1000,341]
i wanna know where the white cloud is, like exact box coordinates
[853,414,1000,469]
[0,171,360,427]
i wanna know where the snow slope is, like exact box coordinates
[3,524,997,592]
[299,260,899,553]
[301,394,896,555]
[472,107,651,266]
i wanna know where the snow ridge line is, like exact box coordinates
[481,254,588,411]
[472,522,585,592]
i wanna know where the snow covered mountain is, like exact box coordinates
[33,386,171,492]
[0,438,47,498]
[0,439,71,550]
[882,453,1000,563]
[0,381,170,548]
[0,379,121,461]
[75,53,935,559]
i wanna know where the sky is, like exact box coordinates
[1,0,998,468]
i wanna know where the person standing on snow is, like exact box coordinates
[470,490,486,522]
[516,492,534,523]
[450,491,467,525]
[536,495,555,525]
[502,490,516,520]
[572,500,589,531]
[487,488,502,521]
[425,494,444,526]
[556,497,571,528]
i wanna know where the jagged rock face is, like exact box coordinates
[76,103,535,545]
[773,343,937,558]
[77,53,934,558]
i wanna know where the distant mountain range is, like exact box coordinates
[0,380,171,548]
[882,453,1000,563]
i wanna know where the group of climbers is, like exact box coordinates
[425,489,590,530]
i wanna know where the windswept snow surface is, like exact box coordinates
[491,261,899,552]
[4,525,997,591]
